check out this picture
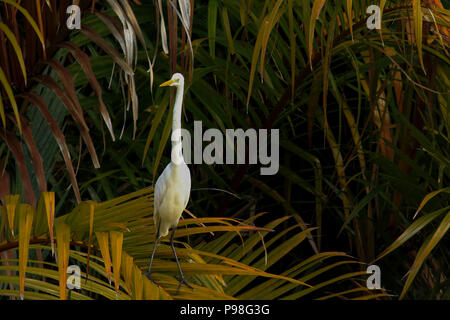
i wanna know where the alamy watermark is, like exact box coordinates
[171,122,279,175]
[66,4,381,30]
[68,4,383,32]
[366,264,381,290]
[67,265,81,290]
[66,5,81,30]
[366,5,382,30]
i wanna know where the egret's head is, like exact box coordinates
[160,73,184,87]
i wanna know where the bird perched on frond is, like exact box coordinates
[144,73,192,291]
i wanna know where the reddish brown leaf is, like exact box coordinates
[0,159,10,205]
[8,114,47,193]
[0,131,36,206]
[34,74,100,169]
[95,12,126,53]
[21,92,81,203]
[59,42,115,141]
[80,25,134,76]
[44,59,84,116]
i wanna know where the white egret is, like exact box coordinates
[144,73,193,290]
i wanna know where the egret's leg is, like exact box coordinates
[170,226,193,292]
[144,221,161,284]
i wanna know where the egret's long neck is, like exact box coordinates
[171,83,184,165]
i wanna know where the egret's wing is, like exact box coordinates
[154,175,165,210]
[153,166,168,224]
[182,165,191,209]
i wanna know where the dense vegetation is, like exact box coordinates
[0,0,448,300]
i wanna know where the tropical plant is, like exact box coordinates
[0,190,381,300]
[0,0,449,300]
[180,0,449,299]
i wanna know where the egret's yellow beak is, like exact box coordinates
[160,79,179,87]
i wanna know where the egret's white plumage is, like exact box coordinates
[153,160,191,237]
[145,73,192,291]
